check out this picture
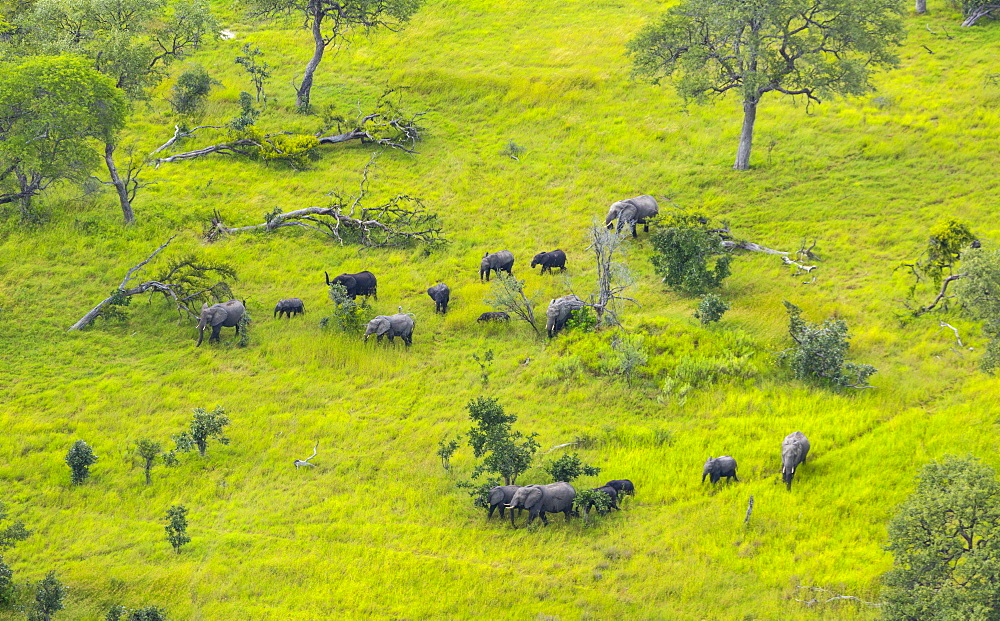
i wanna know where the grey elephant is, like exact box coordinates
[531,249,567,274]
[545,294,586,338]
[781,431,810,491]
[604,479,635,496]
[363,313,415,346]
[586,485,620,514]
[506,482,576,527]
[274,298,304,318]
[325,270,378,300]
[480,250,514,281]
[427,283,450,314]
[702,456,739,484]
[196,299,245,346]
[487,485,522,522]
[605,195,659,238]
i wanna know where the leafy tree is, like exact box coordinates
[955,246,1000,373]
[466,397,538,485]
[0,55,128,220]
[695,294,729,324]
[780,301,877,388]
[0,555,14,607]
[168,66,216,115]
[545,453,600,483]
[883,456,1000,620]
[436,435,460,470]
[28,571,65,621]
[107,604,168,621]
[628,0,905,169]
[0,502,30,551]
[174,406,230,457]
[235,43,271,103]
[650,226,732,295]
[246,0,424,112]
[471,349,493,386]
[134,439,171,485]
[164,505,190,554]
[65,439,98,484]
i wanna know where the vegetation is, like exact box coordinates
[29,572,65,621]
[695,293,729,324]
[169,67,217,115]
[133,440,168,485]
[466,397,538,485]
[544,453,600,483]
[164,505,190,554]
[780,301,877,389]
[106,605,167,621]
[0,0,999,618]
[884,456,1000,619]
[65,440,97,485]
[955,247,1000,372]
[173,406,230,457]
[650,226,732,294]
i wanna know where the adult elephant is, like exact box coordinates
[427,283,450,314]
[487,485,522,521]
[196,299,245,346]
[545,294,586,338]
[531,249,567,274]
[325,271,377,300]
[605,195,659,238]
[781,432,810,491]
[363,313,415,346]
[506,482,576,527]
[479,250,514,281]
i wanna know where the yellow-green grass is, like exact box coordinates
[1,0,999,618]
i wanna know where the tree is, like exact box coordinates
[0,555,13,607]
[0,55,128,220]
[955,246,1000,373]
[466,397,538,485]
[174,406,229,457]
[484,273,540,334]
[0,503,30,551]
[587,223,635,327]
[28,571,65,621]
[627,0,905,170]
[780,301,877,388]
[695,293,729,324]
[107,605,168,621]
[545,453,600,483]
[164,505,190,553]
[65,440,98,484]
[246,0,423,112]
[650,226,733,294]
[134,439,168,485]
[883,456,1000,619]
[235,43,271,103]
[957,0,1000,26]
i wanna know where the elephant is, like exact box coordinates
[605,195,659,238]
[531,249,567,274]
[604,479,635,496]
[479,250,514,281]
[273,298,304,318]
[363,313,415,346]
[325,270,378,300]
[487,485,522,522]
[545,294,586,338]
[427,283,450,314]
[506,482,576,526]
[477,311,510,322]
[196,299,245,346]
[702,456,740,484]
[585,485,620,514]
[781,431,811,491]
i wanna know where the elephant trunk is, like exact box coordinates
[702,472,708,484]
[196,324,206,347]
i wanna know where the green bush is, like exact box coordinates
[779,301,876,388]
[694,294,729,324]
[650,227,732,294]
[545,453,600,482]
[169,67,216,115]
[65,439,98,484]
[321,283,368,333]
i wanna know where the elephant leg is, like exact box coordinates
[488,504,496,519]
[564,509,572,521]
[631,223,638,238]
[732,474,740,482]
[211,325,222,342]
[404,335,412,347]
[644,222,650,232]
[539,512,549,526]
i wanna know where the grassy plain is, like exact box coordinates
[2,0,1000,618]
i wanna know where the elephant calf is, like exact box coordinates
[196,299,245,346]
[274,298,305,318]
[480,250,514,281]
[364,313,415,346]
[604,479,635,496]
[587,485,620,514]
[477,311,510,322]
[702,456,739,485]
[531,249,567,274]
[781,431,810,491]
[325,270,378,300]
[427,283,450,314]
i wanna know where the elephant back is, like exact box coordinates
[546,294,584,319]
[781,432,809,467]
[631,194,659,219]
[216,299,245,327]
[539,481,576,512]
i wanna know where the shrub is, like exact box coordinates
[168,67,216,115]
[321,283,367,333]
[573,489,613,520]
[174,406,230,457]
[650,226,732,294]
[107,605,168,621]
[436,435,460,470]
[695,294,729,324]
[0,555,14,607]
[467,397,538,485]
[28,571,64,621]
[779,301,876,388]
[606,334,647,386]
[545,453,600,482]
[165,505,190,554]
[65,439,98,484]
[564,306,598,333]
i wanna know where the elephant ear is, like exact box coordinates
[210,308,228,326]
[375,317,391,335]
[523,487,543,510]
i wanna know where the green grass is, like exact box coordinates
[2,0,1000,619]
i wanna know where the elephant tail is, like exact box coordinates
[325,271,331,286]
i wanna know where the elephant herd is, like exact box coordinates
[702,431,812,491]
[487,479,635,527]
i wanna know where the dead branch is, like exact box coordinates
[744,495,754,525]
[793,586,882,607]
[911,273,965,316]
[151,124,224,154]
[962,4,1000,26]
[154,138,260,167]
[796,238,818,261]
[587,224,638,327]
[926,23,954,39]
[542,442,580,455]
[69,237,237,331]
[721,240,789,255]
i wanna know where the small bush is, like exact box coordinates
[165,505,190,554]
[107,605,168,621]
[573,489,612,521]
[780,301,876,388]
[605,334,647,386]
[169,67,216,115]
[545,453,601,483]
[650,226,732,294]
[436,435,460,470]
[65,439,98,484]
[0,555,14,607]
[565,306,598,333]
[322,283,367,333]
[174,406,230,457]
[695,294,729,324]
[29,571,65,621]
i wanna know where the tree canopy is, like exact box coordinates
[0,54,127,218]
[627,0,905,169]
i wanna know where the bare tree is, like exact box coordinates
[587,224,636,327]
[99,142,150,225]
[485,273,540,335]
[69,237,237,331]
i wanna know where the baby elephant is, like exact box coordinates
[702,456,739,484]
[531,249,567,274]
[427,283,450,314]
[604,479,635,496]
[591,485,620,513]
[274,298,305,318]
[477,311,510,322]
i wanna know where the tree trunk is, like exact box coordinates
[105,141,135,225]
[915,0,926,13]
[296,3,326,112]
[734,98,758,170]
[15,170,33,219]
